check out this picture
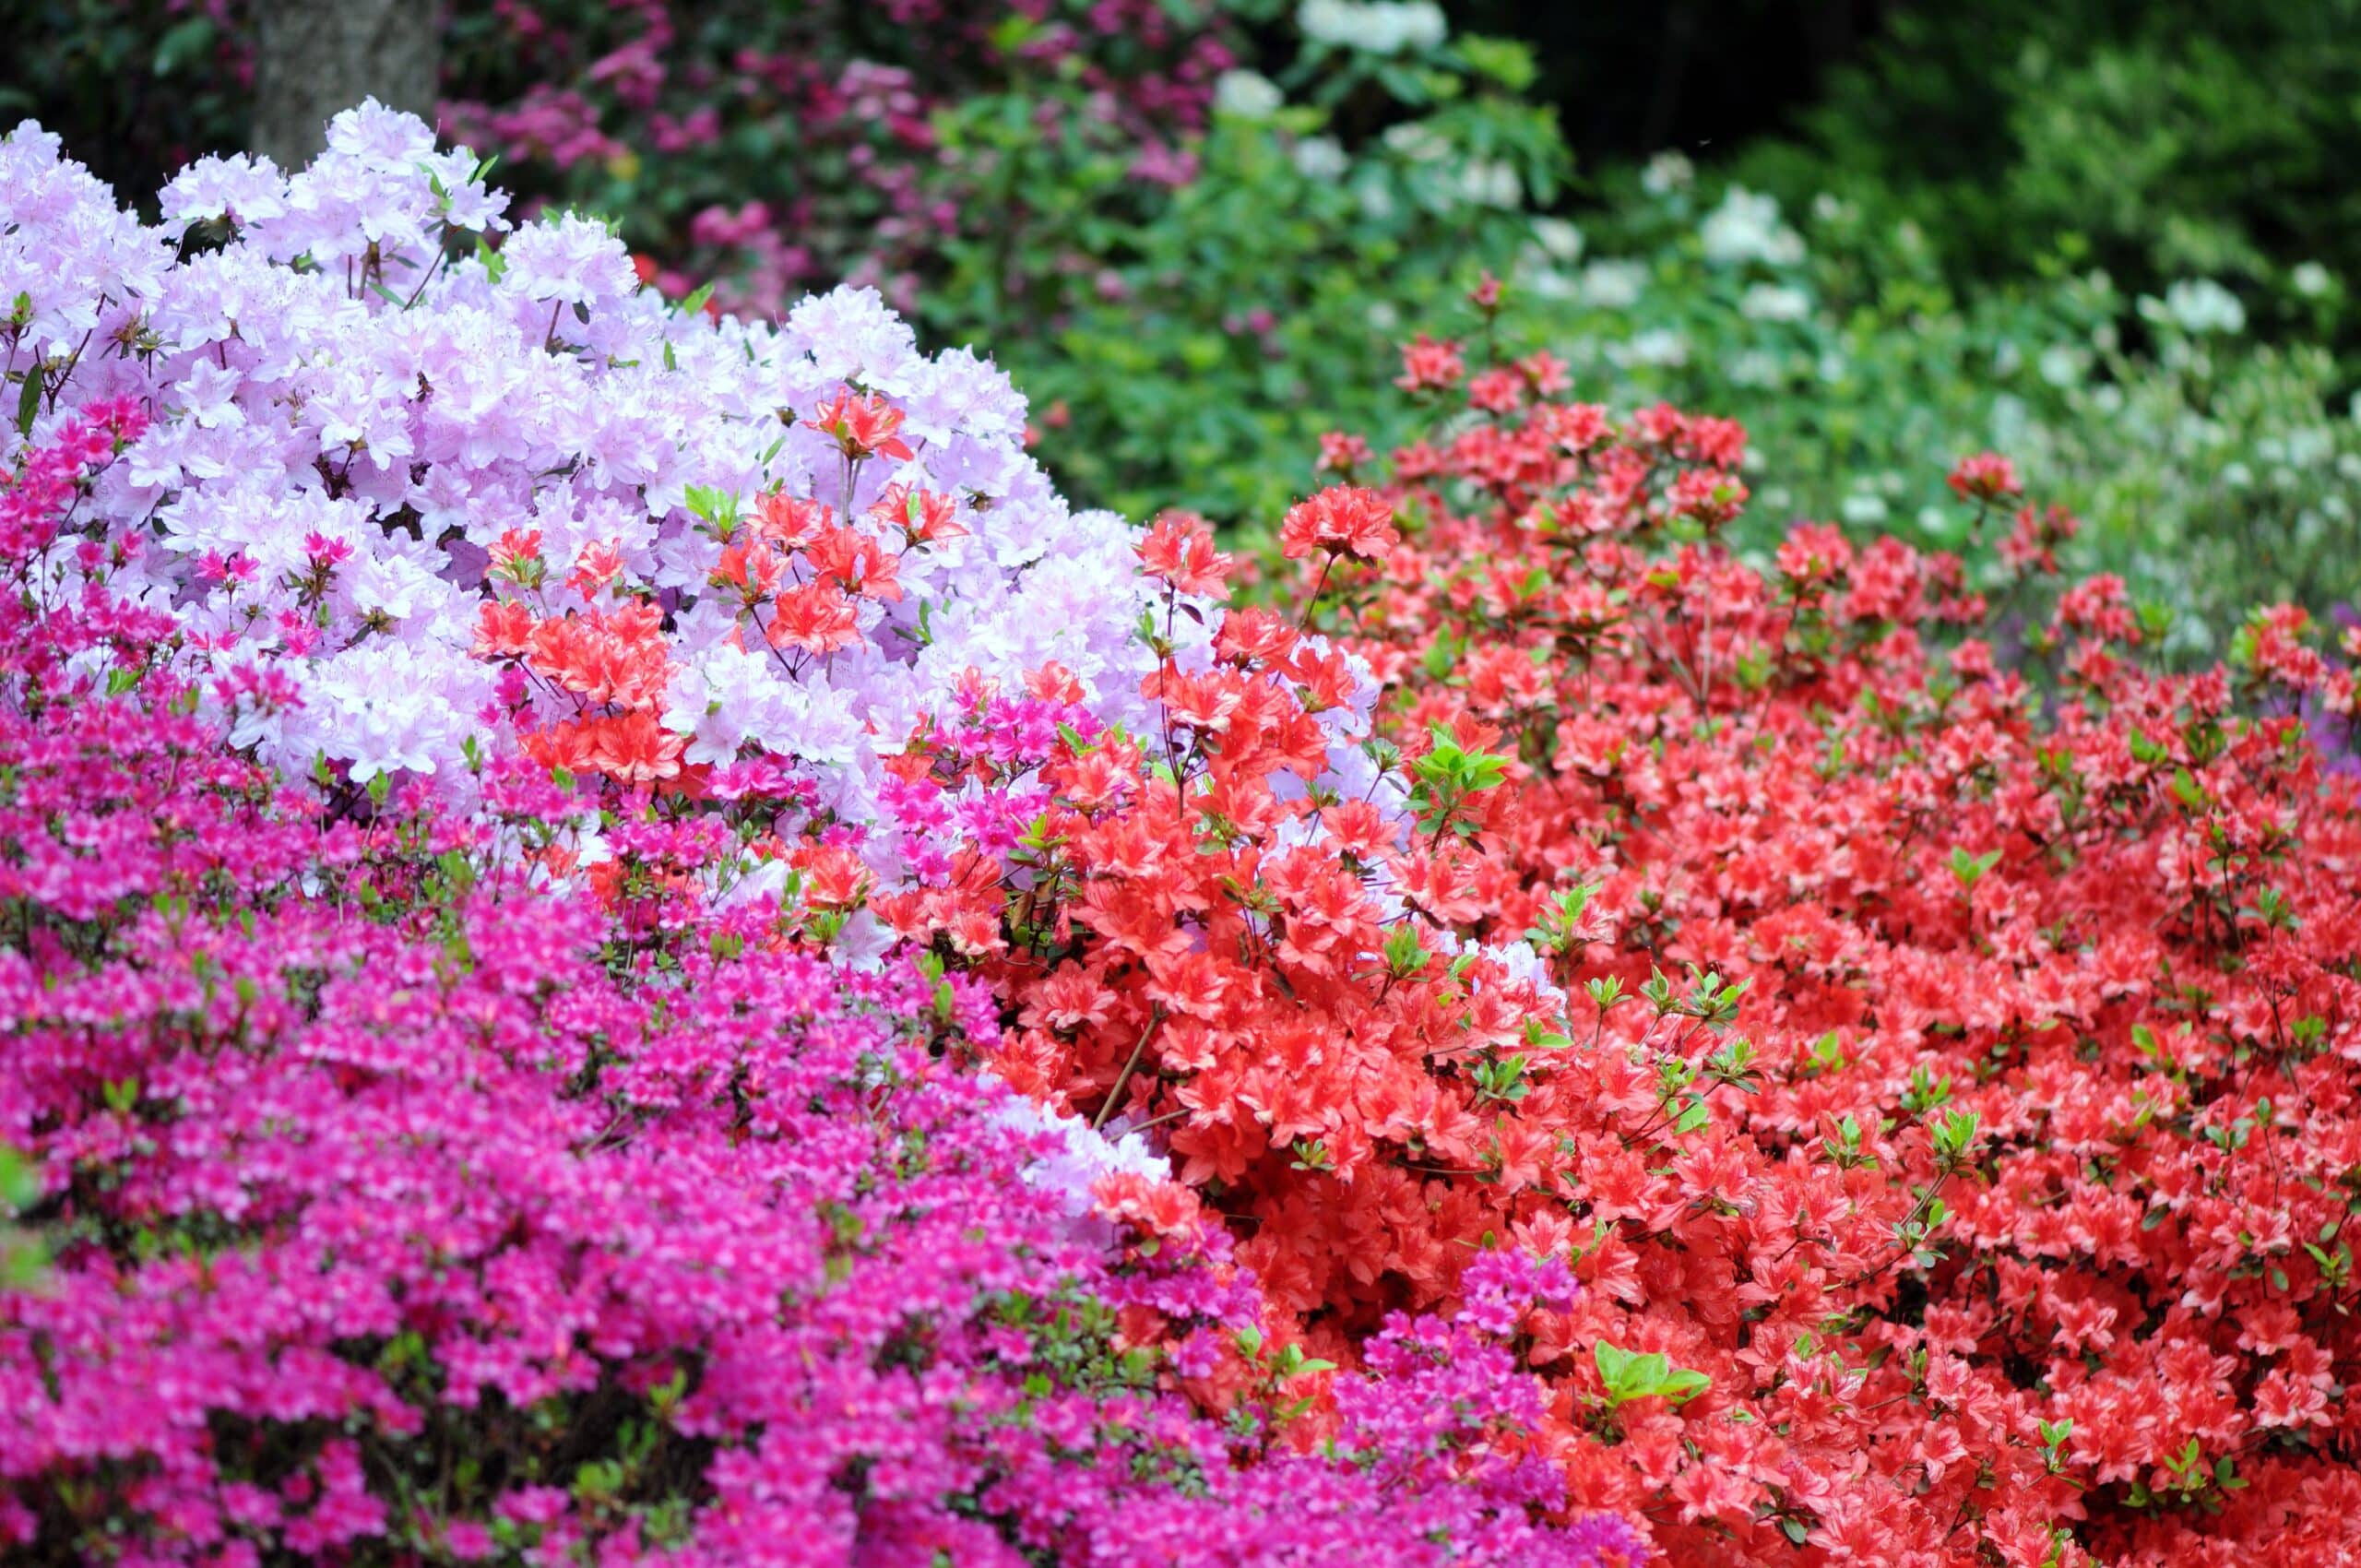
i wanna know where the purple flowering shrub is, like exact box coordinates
[0,397,1649,1567]
[0,103,1174,904]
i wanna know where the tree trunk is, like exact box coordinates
[250,0,440,171]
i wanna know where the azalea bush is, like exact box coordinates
[0,102,1178,907]
[916,338,2361,1549]
[6,107,2361,1568]
[897,325,2361,1559]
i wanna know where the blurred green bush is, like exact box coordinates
[1730,0,2361,332]
[923,26,1570,527]
[955,14,2355,648]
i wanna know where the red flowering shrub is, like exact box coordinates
[893,327,2361,1562]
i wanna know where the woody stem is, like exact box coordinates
[1093,1005,1166,1132]
[1298,554,1335,631]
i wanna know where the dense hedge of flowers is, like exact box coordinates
[8,115,2361,1568]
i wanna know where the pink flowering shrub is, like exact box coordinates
[0,406,1646,1565]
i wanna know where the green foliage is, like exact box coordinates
[0,1145,45,1289]
[911,6,2358,645]
[1407,723,1510,840]
[1591,1341,1711,1409]
[981,103,2355,639]
[1734,0,2361,325]
[2010,332,2361,656]
[0,0,248,206]
[931,33,1569,528]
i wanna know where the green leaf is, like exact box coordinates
[152,17,214,76]
[1929,1108,1981,1164]
[1947,846,2001,888]
[1593,1340,1712,1407]
[1382,921,1430,978]
[0,1146,41,1209]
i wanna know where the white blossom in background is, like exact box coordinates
[1725,349,1782,388]
[2148,279,2247,336]
[2277,427,2334,470]
[1381,121,1450,162]
[1640,151,1695,196]
[1456,159,1520,209]
[1581,259,1646,310]
[1608,328,1690,369]
[1533,217,1584,263]
[1291,134,1348,181]
[1298,0,1447,55]
[1213,69,1283,120]
[1522,264,1578,301]
[1739,282,1811,323]
[2039,343,2090,387]
[1699,187,1805,268]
